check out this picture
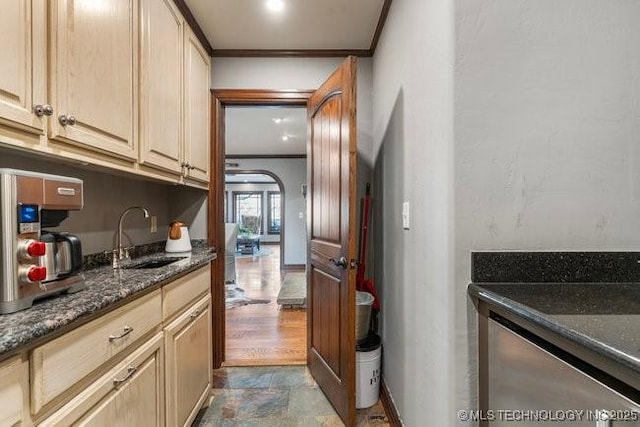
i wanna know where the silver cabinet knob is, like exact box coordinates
[34,104,53,117]
[188,164,196,170]
[58,114,76,126]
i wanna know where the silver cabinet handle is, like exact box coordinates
[34,104,53,117]
[109,325,133,341]
[190,309,200,319]
[58,114,76,126]
[112,366,137,386]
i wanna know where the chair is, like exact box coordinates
[224,223,238,284]
[240,215,262,236]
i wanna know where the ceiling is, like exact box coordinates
[225,106,307,156]
[182,0,389,55]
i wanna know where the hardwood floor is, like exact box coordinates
[225,244,307,366]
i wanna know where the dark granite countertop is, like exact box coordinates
[469,251,640,393]
[469,282,640,381]
[0,247,216,359]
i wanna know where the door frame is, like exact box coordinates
[209,89,313,368]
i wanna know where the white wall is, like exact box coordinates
[212,57,374,166]
[372,0,455,425]
[225,158,307,265]
[225,182,281,243]
[454,0,640,420]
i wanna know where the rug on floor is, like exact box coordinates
[226,283,270,309]
[276,272,306,308]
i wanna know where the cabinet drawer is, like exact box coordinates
[39,333,164,427]
[31,290,162,414]
[162,265,210,321]
[0,355,25,426]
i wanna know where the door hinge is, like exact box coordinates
[349,259,357,269]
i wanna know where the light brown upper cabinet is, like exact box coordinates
[139,4,211,184]
[183,26,211,184]
[0,0,47,145]
[49,0,138,161]
[0,0,210,188]
[139,0,183,175]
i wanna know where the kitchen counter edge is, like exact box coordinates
[0,248,217,361]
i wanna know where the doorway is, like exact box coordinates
[209,90,313,368]
[223,169,306,365]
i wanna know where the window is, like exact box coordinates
[233,192,262,235]
[267,191,281,234]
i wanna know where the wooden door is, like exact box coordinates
[0,0,45,136]
[139,0,183,174]
[307,56,358,426]
[50,0,137,160]
[183,26,211,183]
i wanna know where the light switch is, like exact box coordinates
[402,202,410,230]
[299,211,304,219]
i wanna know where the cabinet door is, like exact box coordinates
[165,294,212,427]
[139,0,183,174]
[0,0,45,137]
[49,0,137,160]
[0,356,26,426]
[183,27,211,184]
[40,333,164,427]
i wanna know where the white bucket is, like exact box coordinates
[356,344,382,408]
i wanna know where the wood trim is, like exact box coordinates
[370,0,393,54]
[225,181,277,185]
[380,376,403,427]
[226,154,307,159]
[212,89,314,105]
[282,264,306,272]
[211,49,371,58]
[210,89,312,367]
[172,0,214,56]
[209,95,225,369]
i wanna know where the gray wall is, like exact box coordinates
[454,0,640,422]
[371,0,455,425]
[0,149,208,255]
[225,158,307,265]
[372,0,640,425]
[225,182,281,243]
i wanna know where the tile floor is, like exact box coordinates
[192,366,390,426]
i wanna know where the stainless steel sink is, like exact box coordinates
[122,257,187,269]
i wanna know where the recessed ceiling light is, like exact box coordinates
[272,118,283,124]
[282,135,289,141]
[266,0,284,13]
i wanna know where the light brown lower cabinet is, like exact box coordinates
[0,355,28,426]
[1,264,212,426]
[164,293,212,427]
[39,333,164,427]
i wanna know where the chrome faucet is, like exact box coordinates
[111,206,150,269]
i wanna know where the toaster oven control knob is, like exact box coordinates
[18,240,46,259]
[20,266,47,283]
